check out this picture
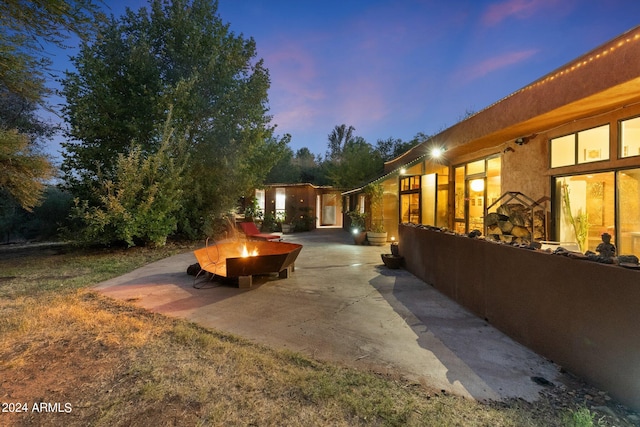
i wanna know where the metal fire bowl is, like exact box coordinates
[194,241,302,278]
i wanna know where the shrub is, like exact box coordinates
[70,120,187,247]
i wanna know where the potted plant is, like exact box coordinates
[347,210,367,244]
[365,183,387,246]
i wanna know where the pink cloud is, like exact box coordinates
[261,38,327,133]
[454,49,539,83]
[481,0,563,26]
[335,76,391,126]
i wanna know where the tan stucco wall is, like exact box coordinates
[501,134,549,202]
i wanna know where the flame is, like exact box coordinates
[241,244,258,257]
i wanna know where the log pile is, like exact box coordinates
[485,203,545,243]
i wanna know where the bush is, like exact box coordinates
[292,207,315,231]
[69,120,187,247]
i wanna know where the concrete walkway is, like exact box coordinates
[95,228,559,402]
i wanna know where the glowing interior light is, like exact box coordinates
[470,179,485,192]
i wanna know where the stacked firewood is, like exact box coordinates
[485,203,545,243]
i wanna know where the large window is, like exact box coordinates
[550,124,610,167]
[400,169,448,227]
[554,172,615,253]
[255,189,265,214]
[421,174,436,225]
[618,168,640,256]
[275,187,286,221]
[620,116,640,158]
[400,176,420,223]
[553,169,640,257]
[454,156,501,234]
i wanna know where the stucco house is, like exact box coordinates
[254,183,343,231]
[344,26,640,410]
[347,25,640,256]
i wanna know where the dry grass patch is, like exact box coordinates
[1,290,542,426]
[0,244,632,426]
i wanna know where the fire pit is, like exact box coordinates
[193,240,303,288]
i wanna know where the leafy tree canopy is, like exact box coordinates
[61,0,288,239]
[326,136,383,189]
[0,0,102,210]
[264,146,326,185]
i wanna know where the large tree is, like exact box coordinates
[0,0,102,210]
[61,0,288,238]
[264,146,325,185]
[326,124,355,163]
[326,136,383,189]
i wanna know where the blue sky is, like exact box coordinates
[45,0,640,159]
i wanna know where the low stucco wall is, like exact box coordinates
[398,224,640,411]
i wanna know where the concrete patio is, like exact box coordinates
[94,228,560,402]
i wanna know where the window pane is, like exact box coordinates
[551,134,576,167]
[555,172,614,252]
[621,117,640,158]
[421,174,436,225]
[577,124,609,164]
[275,188,286,220]
[468,178,484,232]
[401,193,420,223]
[255,189,265,213]
[618,169,640,257]
[454,166,465,219]
[466,159,484,175]
[411,176,420,189]
[487,157,501,208]
[437,173,449,227]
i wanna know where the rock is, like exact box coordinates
[468,229,482,238]
[187,263,201,276]
[618,254,639,264]
[531,376,554,387]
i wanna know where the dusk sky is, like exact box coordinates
[47,0,640,159]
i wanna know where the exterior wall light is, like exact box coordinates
[431,147,444,158]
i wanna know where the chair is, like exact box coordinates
[239,222,282,241]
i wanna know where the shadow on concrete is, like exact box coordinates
[369,265,558,401]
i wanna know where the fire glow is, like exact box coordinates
[241,244,259,257]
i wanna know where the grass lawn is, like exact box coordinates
[0,243,632,426]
